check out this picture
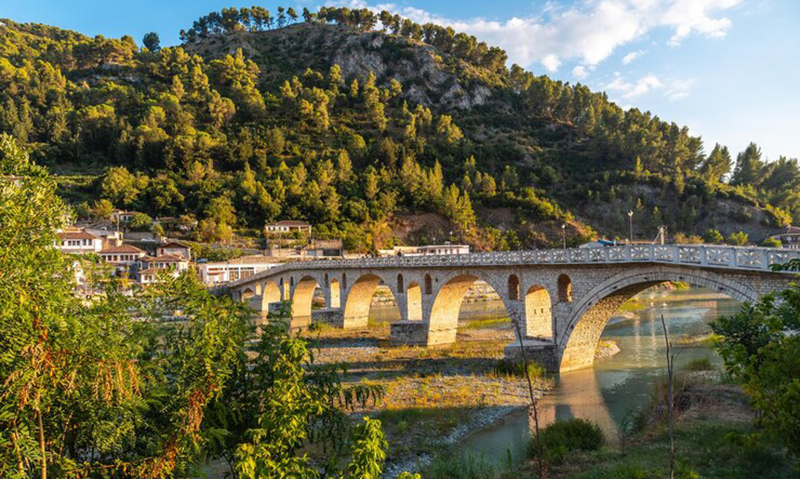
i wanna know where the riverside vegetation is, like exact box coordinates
[0,134,423,478]
[0,7,799,253]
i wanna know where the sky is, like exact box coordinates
[2,0,799,161]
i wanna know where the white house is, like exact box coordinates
[417,244,470,256]
[197,255,279,284]
[264,220,312,235]
[137,254,190,284]
[769,226,800,249]
[55,229,105,254]
[157,241,191,260]
[99,244,146,276]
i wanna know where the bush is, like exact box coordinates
[683,357,714,371]
[760,237,781,248]
[530,418,605,464]
[726,231,749,246]
[491,358,545,379]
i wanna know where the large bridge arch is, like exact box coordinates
[557,266,759,372]
[426,270,518,346]
[290,275,322,324]
[341,272,400,329]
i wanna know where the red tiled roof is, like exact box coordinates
[58,230,100,240]
[100,244,144,254]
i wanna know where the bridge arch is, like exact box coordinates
[428,271,516,345]
[558,274,572,303]
[342,273,399,329]
[525,285,553,339]
[406,281,422,321]
[291,275,321,322]
[260,281,282,310]
[329,277,341,308]
[241,288,255,301]
[558,266,759,372]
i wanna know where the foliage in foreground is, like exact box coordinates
[711,280,800,457]
[528,418,605,466]
[0,135,414,478]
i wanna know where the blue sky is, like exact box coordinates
[2,0,799,161]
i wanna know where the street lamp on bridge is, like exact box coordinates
[561,223,567,249]
[628,210,634,244]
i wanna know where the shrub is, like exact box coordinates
[760,237,781,248]
[683,357,714,371]
[530,418,605,464]
[726,231,749,246]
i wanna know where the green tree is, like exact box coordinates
[712,283,800,456]
[699,144,733,183]
[726,231,749,246]
[128,211,153,231]
[731,142,765,186]
[703,229,724,244]
[142,32,160,51]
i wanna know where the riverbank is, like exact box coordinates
[518,373,797,479]
[421,372,798,479]
[303,318,553,475]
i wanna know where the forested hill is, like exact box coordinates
[0,7,797,252]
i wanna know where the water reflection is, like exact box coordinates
[460,287,741,462]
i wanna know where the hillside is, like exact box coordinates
[0,7,797,251]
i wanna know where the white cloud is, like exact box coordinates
[572,65,588,79]
[622,50,644,64]
[606,73,663,99]
[332,0,741,72]
[665,79,696,100]
[542,54,561,73]
[604,73,696,101]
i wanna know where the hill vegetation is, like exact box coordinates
[0,6,797,251]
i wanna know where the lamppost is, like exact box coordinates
[628,210,634,244]
[561,223,567,249]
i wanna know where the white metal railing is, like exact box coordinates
[228,245,800,289]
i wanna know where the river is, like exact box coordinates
[457,287,742,464]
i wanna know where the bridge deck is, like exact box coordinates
[229,244,800,288]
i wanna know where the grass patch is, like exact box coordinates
[491,358,546,379]
[618,299,648,313]
[564,421,797,479]
[682,357,714,371]
[424,451,500,479]
[462,317,510,329]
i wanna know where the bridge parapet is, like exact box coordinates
[228,245,800,289]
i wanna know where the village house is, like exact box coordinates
[157,241,192,260]
[55,229,105,254]
[137,254,190,285]
[99,243,146,276]
[769,226,800,249]
[378,243,470,257]
[197,255,279,284]
[264,220,312,235]
[111,210,137,224]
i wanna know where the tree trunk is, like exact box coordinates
[660,314,675,479]
[512,313,544,478]
[37,409,47,479]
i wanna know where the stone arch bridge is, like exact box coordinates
[227,245,799,372]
